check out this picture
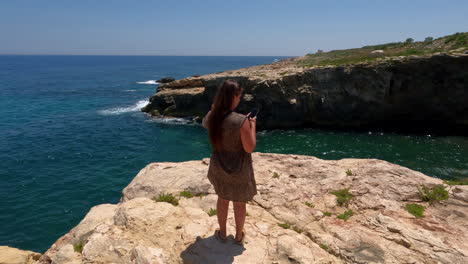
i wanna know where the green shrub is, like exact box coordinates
[445,32,462,44]
[418,185,449,204]
[153,193,179,206]
[272,172,280,178]
[455,35,467,47]
[337,210,354,221]
[207,208,217,217]
[305,202,314,208]
[424,37,434,42]
[319,244,329,251]
[323,211,332,217]
[331,188,354,206]
[73,241,83,253]
[345,169,353,176]
[405,203,425,218]
[179,190,194,198]
[278,223,290,229]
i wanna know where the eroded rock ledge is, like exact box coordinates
[142,53,468,133]
[32,153,467,263]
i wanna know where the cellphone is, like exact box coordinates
[249,108,258,118]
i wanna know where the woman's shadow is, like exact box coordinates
[180,234,246,264]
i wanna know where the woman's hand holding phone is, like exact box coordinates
[247,108,258,128]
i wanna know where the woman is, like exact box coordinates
[202,79,257,245]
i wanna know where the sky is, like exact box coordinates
[0,0,467,56]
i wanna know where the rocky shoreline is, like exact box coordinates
[5,153,467,263]
[142,52,468,134]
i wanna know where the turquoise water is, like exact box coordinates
[0,55,467,253]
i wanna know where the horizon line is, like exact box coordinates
[0,53,299,57]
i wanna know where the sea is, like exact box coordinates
[0,55,467,253]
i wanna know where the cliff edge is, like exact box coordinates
[30,153,468,263]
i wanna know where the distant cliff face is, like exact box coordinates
[142,53,468,133]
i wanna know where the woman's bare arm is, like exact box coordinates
[240,114,256,153]
[202,110,211,129]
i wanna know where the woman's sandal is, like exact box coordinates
[214,229,227,243]
[234,229,246,245]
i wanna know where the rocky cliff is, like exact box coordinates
[26,153,468,263]
[142,52,468,133]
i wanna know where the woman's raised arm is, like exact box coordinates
[240,114,256,153]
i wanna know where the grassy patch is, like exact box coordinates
[279,71,289,76]
[394,48,427,56]
[179,190,194,198]
[298,32,468,67]
[272,172,280,178]
[336,210,354,221]
[278,223,291,229]
[319,244,329,251]
[444,179,468,185]
[323,211,332,217]
[444,32,467,47]
[405,203,425,218]
[345,169,353,176]
[207,208,217,217]
[331,188,354,206]
[418,185,449,204]
[292,226,303,233]
[153,193,179,206]
[305,201,314,208]
[73,241,83,253]
[313,56,379,67]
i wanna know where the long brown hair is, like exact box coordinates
[208,79,242,151]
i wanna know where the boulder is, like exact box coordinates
[369,50,385,57]
[157,77,176,84]
[0,246,41,264]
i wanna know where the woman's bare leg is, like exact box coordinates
[217,197,229,238]
[233,201,246,241]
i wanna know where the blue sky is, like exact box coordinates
[1,0,467,56]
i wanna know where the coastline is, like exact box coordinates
[142,33,468,135]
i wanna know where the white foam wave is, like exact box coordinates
[123,89,136,92]
[98,100,149,115]
[145,116,193,125]
[137,80,159,85]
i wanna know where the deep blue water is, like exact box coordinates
[1,55,467,253]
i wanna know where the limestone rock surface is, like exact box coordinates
[34,153,468,263]
[0,246,41,264]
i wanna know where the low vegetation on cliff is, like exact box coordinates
[28,153,468,263]
[298,32,468,67]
